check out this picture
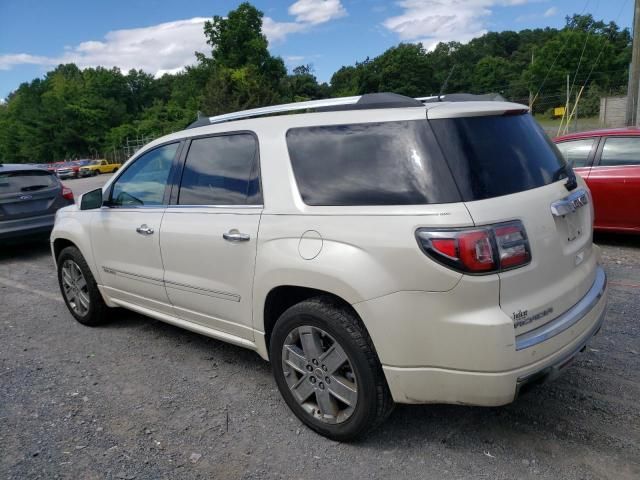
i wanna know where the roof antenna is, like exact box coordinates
[438,65,456,101]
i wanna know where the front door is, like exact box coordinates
[91,142,180,314]
[160,133,262,340]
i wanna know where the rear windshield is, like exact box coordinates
[286,120,460,206]
[430,113,566,201]
[0,170,57,194]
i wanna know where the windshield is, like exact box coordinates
[429,113,567,201]
[0,170,57,193]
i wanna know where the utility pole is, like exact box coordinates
[529,49,534,109]
[627,0,640,126]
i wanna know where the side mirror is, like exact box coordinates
[80,188,103,210]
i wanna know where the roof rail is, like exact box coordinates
[190,92,424,128]
[205,96,361,125]
[417,93,506,103]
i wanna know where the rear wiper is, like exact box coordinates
[21,184,49,192]
[553,165,577,192]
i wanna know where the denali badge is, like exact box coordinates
[513,309,528,322]
[513,307,554,328]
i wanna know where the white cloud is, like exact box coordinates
[0,2,348,76]
[383,0,534,50]
[288,0,347,25]
[544,6,558,17]
[0,17,209,76]
[285,55,306,64]
[262,17,307,43]
[0,53,56,70]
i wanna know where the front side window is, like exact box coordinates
[555,138,596,168]
[178,134,260,206]
[110,143,178,207]
[600,137,640,166]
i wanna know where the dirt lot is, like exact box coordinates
[1,176,639,479]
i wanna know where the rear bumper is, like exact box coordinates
[355,266,608,406]
[0,213,56,241]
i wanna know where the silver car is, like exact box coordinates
[0,164,74,243]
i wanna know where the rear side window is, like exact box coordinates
[178,134,261,206]
[0,170,57,194]
[430,113,566,201]
[286,121,460,206]
[600,137,640,166]
[555,138,596,168]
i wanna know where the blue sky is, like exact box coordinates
[0,0,633,100]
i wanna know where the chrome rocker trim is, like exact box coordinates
[515,266,607,351]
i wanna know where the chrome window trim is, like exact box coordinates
[164,204,263,210]
[515,266,607,351]
[102,205,167,211]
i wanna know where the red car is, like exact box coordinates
[554,127,640,234]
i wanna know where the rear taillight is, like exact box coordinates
[416,220,531,274]
[62,185,74,201]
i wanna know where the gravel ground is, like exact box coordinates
[0,185,638,479]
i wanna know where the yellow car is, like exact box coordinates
[78,160,121,177]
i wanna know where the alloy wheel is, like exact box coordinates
[61,259,90,316]
[281,325,358,424]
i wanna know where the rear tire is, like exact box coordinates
[270,296,393,441]
[57,246,110,326]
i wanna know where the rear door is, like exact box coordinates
[0,169,66,221]
[587,136,640,231]
[430,113,596,335]
[160,133,262,341]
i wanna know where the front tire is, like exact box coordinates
[57,246,110,326]
[270,296,393,441]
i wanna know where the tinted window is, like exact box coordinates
[286,121,460,206]
[111,143,177,206]
[0,170,57,193]
[178,134,260,205]
[430,113,566,201]
[600,137,640,166]
[555,138,596,167]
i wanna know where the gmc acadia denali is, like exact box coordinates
[51,93,608,440]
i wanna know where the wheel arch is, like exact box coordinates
[259,285,364,361]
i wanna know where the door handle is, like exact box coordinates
[223,230,250,242]
[136,224,154,235]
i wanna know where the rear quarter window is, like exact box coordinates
[286,120,460,206]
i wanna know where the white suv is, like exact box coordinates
[51,93,608,440]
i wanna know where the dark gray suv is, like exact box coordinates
[0,164,74,243]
